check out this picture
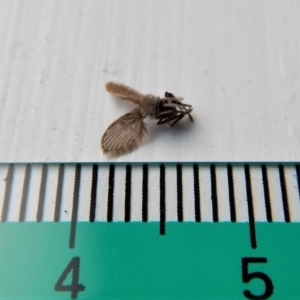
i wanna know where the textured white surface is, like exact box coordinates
[0,0,300,163]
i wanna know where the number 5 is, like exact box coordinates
[242,257,274,299]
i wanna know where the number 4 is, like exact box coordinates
[55,257,85,299]
[242,257,274,299]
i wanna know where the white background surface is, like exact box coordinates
[0,0,300,163]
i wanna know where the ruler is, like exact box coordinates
[0,162,300,299]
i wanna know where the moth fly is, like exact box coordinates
[101,82,193,156]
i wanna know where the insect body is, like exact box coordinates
[101,82,193,156]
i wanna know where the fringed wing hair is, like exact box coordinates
[101,108,148,156]
[105,82,144,105]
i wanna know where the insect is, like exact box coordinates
[101,82,193,156]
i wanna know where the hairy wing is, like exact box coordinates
[105,82,143,104]
[101,108,148,156]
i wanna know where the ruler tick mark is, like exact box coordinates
[89,164,98,222]
[279,164,290,223]
[176,164,183,222]
[244,164,257,249]
[54,164,65,222]
[19,164,31,222]
[210,164,218,222]
[107,164,115,222]
[125,164,132,222]
[227,164,236,222]
[142,164,148,222]
[69,164,81,249]
[160,164,166,235]
[1,164,14,222]
[193,164,201,222]
[37,164,48,222]
[296,165,300,204]
[261,164,272,222]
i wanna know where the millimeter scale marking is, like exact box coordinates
[89,164,98,223]
[54,163,65,222]
[244,164,256,249]
[0,162,300,299]
[0,162,300,245]
[1,164,300,243]
[69,164,81,249]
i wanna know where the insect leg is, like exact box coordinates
[187,113,194,122]
[170,114,185,127]
[157,113,182,126]
[182,106,194,122]
[163,103,192,111]
[155,109,177,118]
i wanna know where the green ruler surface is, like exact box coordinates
[0,162,300,300]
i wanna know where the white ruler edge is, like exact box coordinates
[0,163,299,222]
